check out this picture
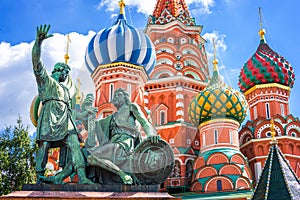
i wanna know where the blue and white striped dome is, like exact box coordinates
[85,13,156,75]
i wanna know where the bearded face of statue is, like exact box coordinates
[51,63,70,83]
[112,91,126,109]
[84,94,94,106]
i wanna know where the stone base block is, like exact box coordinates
[1,191,179,200]
[22,184,160,192]
[1,184,180,200]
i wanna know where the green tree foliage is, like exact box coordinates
[0,117,37,196]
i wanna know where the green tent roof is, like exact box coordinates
[252,143,300,199]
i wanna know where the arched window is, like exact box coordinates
[253,106,257,119]
[254,162,262,180]
[109,83,114,102]
[127,84,132,100]
[280,103,285,116]
[265,103,270,119]
[214,129,218,144]
[171,161,181,177]
[229,130,233,144]
[160,110,165,125]
[217,180,222,191]
[181,38,187,44]
[186,160,193,178]
[157,104,168,125]
[168,37,174,43]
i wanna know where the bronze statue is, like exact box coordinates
[32,25,92,184]
[85,88,160,184]
[37,87,173,185]
[31,25,174,186]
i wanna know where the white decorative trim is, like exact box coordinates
[239,131,252,145]
[286,124,300,133]
[176,102,184,108]
[176,110,184,116]
[176,87,183,92]
[176,94,184,99]
[177,118,184,122]
[257,124,282,138]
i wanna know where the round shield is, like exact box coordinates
[131,138,174,185]
[29,95,42,127]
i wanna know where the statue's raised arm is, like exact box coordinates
[32,25,53,71]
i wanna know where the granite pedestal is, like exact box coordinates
[1,184,180,200]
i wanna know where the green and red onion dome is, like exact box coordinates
[238,39,295,92]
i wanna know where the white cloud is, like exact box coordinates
[203,31,227,63]
[97,0,215,16]
[0,31,96,134]
[203,31,227,52]
[97,0,156,15]
[186,0,215,15]
[219,65,226,70]
[202,31,227,77]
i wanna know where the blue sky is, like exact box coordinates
[0,0,299,134]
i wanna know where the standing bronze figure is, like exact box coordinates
[32,25,92,184]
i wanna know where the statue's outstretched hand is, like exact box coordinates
[36,24,53,43]
[148,135,160,144]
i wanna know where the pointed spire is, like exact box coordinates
[252,144,300,199]
[209,38,223,86]
[212,38,219,72]
[258,7,266,42]
[64,34,71,64]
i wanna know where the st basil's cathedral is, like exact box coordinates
[32,0,300,199]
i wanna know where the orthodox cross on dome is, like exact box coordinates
[258,7,266,42]
[76,78,82,104]
[209,38,224,87]
[212,38,219,72]
[270,118,278,144]
[64,34,71,64]
[119,0,125,15]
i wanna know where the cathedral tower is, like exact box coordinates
[238,8,300,182]
[188,40,252,193]
[144,0,209,190]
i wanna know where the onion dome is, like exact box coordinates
[189,48,248,125]
[238,25,295,92]
[85,0,156,75]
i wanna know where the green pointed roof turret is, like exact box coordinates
[252,118,300,199]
